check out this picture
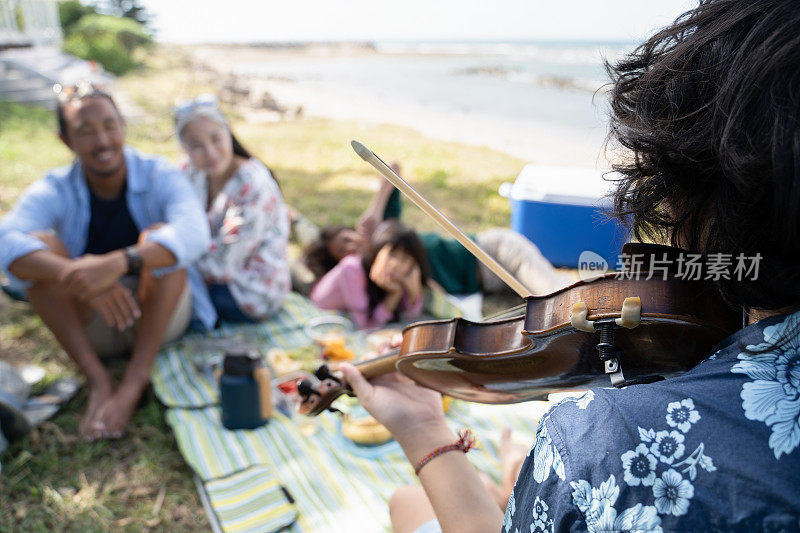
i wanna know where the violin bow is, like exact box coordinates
[351,140,531,299]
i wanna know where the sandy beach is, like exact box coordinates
[185,44,612,168]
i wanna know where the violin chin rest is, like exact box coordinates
[571,297,643,332]
[570,302,595,332]
[615,297,642,329]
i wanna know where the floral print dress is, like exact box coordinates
[503,311,800,532]
[188,158,290,320]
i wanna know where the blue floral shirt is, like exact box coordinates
[504,311,800,532]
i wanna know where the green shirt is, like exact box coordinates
[420,232,479,294]
[384,187,479,294]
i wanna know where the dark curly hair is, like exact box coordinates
[607,0,800,313]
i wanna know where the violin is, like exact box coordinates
[296,144,741,416]
[298,243,740,415]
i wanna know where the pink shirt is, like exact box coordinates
[309,254,424,329]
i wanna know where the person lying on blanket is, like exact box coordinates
[0,84,211,441]
[173,94,291,324]
[310,220,428,329]
[339,0,800,530]
[301,163,574,299]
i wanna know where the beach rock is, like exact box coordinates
[454,65,518,77]
[258,91,285,113]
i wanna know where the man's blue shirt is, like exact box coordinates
[0,146,217,330]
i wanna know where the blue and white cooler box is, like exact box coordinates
[499,165,628,268]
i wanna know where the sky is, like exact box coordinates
[140,0,699,44]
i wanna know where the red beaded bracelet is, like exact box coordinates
[414,429,477,475]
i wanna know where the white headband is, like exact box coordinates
[173,94,228,138]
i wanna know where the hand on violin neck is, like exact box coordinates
[339,362,449,447]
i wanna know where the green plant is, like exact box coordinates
[58,0,97,36]
[96,0,152,27]
[62,14,152,75]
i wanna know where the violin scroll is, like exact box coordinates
[297,364,352,416]
[297,350,403,416]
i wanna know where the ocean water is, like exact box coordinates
[235,40,636,164]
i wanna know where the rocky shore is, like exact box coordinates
[179,43,609,167]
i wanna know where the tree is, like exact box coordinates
[58,0,98,36]
[62,14,153,75]
[94,0,152,28]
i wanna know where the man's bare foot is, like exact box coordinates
[90,384,142,440]
[80,383,113,442]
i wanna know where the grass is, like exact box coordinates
[0,102,71,213]
[0,45,525,531]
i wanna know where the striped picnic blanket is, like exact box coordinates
[152,291,554,532]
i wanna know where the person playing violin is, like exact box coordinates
[340,0,800,530]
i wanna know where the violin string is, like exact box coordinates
[482,303,527,321]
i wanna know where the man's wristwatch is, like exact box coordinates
[124,245,144,276]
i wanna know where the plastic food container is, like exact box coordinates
[305,316,356,361]
[304,316,353,344]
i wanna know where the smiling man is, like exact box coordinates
[0,84,216,441]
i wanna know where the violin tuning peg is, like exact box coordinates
[297,378,317,397]
[315,364,341,384]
